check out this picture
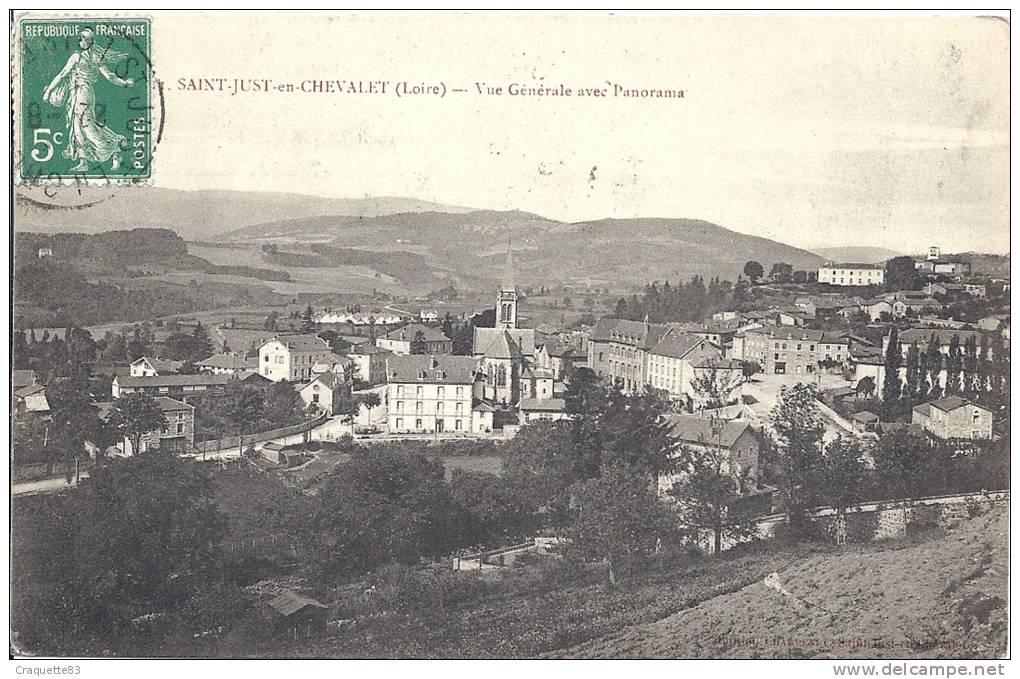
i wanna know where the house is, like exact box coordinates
[851,410,880,434]
[931,259,971,277]
[298,371,353,416]
[732,326,849,376]
[37,247,53,258]
[114,396,195,455]
[962,283,988,298]
[522,367,555,400]
[12,369,37,390]
[659,414,762,492]
[14,384,50,416]
[345,344,391,385]
[111,373,232,399]
[317,311,404,326]
[385,354,490,434]
[535,338,575,380]
[587,317,674,393]
[817,263,885,287]
[260,441,289,465]
[377,323,453,356]
[911,396,992,440]
[264,590,329,636]
[886,328,991,360]
[196,352,257,375]
[519,397,569,424]
[130,356,183,377]
[419,309,440,323]
[864,298,894,321]
[259,334,334,382]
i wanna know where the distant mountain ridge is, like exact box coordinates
[15,186,826,288]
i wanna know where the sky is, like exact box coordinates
[146,12,1008,254]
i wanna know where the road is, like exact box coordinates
[13,471,89,497]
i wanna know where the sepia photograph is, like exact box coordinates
[7,9,1011,671]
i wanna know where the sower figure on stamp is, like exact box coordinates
[42,27,135,172]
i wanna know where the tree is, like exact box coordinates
[295,447,464,576]
[881,327,902,421]
[568,464,676,587]
[503,420,577,520]
[192,322,213,359]
[410,330,429,355]
[962,335,979,397]
[450,470,539,546]
[359,391,381,421]
[769,383,825,537]
[817,437,868,546]
[300,304,317,333]
[769,262,793,284]
[925,335,944,400]
[14,453,228,655]
[904,344,920,402]
[564,367,609,480]
[264,311,279,332]
[945,334,963,396]
[741,360,761,382]
[884,255,920,291]
[222,386,266,454]
[873,427,943,498]
[855,375,876,399]
[111,392,168,456]
[742,261,764,284]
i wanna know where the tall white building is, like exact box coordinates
[817,263,885,287]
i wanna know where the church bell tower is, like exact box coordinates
[496,240,518,330]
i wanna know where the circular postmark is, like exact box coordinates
[15,16,165,209]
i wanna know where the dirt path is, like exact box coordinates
[550,507,1008,659]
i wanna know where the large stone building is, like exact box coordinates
[376,323,453,356]
[817,263,885,287]
[259,334,335,382]
[385,354,492,434]
[658,414,763,494]
[587,317,674,393]
[912,396,992,440]
[732,326,849,376]
[113,396,195,455]
[345,343,391,385]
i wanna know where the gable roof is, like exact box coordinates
[12,369,36,389]
[927,396,987,413]
[302,371,350,391]
[131,356,183,373]
[382,323,451,343]
[262,334,331,353]
[520,397,566,412]
[114,373,233,388]
[266,591,328,617]
[197,353,257,370]
[649,334,704,359]
[590,317,672,350]
[473,327,536,358]
[481,330,525,360]
[153,396,194,412]
[664,414,756,449]
[386,354,478,384]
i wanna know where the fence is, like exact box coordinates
[184,412,329,457]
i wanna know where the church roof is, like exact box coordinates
[473,327,536,358]
[482,330,524,360]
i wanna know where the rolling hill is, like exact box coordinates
[221,210,826,289]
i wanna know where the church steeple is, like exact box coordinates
[496,238,518,330]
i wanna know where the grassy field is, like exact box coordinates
[552,506,1008,659]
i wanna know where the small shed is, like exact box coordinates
[260,441,287,465]
[852,410,880,433]
[264,590,329,638]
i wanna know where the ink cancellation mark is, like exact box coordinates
[18,17,155,184]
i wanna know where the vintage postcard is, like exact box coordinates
[7,10,1011,671]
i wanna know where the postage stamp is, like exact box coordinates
[16,16,153,183]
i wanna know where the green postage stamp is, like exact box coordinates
[16,16,153,182]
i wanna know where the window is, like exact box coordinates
[264,355,269,362]
[455,419,462,431]
[456,386,463,397]
[397,385,404,396]
[416,386,423,396]
[396,418,403,429]
[437,402,444,414]
[416,402,423,413]
[456,402,463,414]
[276,356,284,364]
[438,387,445,397]
[415,418,422,429]
[176,423,184,434]
[312,393,320,403]
[397,401,404,413]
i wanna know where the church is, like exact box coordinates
[471,245,548,406]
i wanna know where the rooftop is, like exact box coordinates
[664,414,756,449]
[382,323,451,343]
[386,354,479,384]
[262,334,331,353]
[114,373,233,388]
